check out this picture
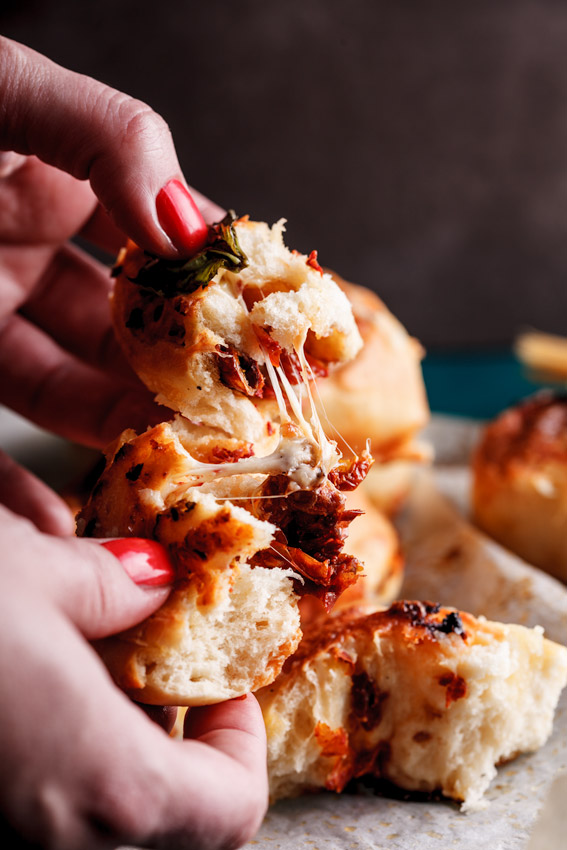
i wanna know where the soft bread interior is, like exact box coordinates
[257,602,567,808]
[112,219,362,447]
[80,449,303,704]
[97,562,301,705]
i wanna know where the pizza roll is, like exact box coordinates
[77,417,369,703]
[314,275,429,461]
[472,392,567,583]
[112,217,362,448]
[257,601,567,808]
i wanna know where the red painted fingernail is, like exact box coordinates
[102,538,175,586]
[156,179,209,256]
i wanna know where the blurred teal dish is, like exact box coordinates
[422,351,561,420]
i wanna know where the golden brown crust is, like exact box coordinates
[287,601,472,673]
[472,393,567,581]
[257,600,567,805]
[315,274,429,460]
[474,392,567,469]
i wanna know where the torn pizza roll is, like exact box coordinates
[256,601,567,809]
[77,416,368,703]
[472,392,567,583]
[112,216,362,448]
[80,214,373,704]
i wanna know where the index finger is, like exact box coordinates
[0,37,194,257]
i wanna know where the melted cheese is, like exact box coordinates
[174,273,344,495]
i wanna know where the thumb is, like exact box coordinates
[0,36,202,257]
[49,535,174,639]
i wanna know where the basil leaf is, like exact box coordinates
[126,211,248,297]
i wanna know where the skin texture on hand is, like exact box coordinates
[0,36,267,850]
[0,508,268,849]
[0,37,222,450]
[0,36,224,528]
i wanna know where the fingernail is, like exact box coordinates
[156,179,209,256]
[102,538,175,586]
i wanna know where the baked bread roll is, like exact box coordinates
[78,414,369,703]
[112,217,362,447]
[256,600,567,808]
[77,421,301,705]
[472,393,567,583]
[314,275,429,461]
[94,496,300,706]
[79,215,377,705]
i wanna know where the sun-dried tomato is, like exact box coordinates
[306,250,324,274]
[210,444,254,462]
[253,326,282,367]
[251,475,364,606]
[215,344,264,397]
[328,454,374,491]
[350,673,389,731]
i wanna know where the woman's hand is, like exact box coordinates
[0,36,223,533]
[0,508,268,849]
[0,38,267,850]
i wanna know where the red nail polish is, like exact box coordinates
[102,538,175,586]
[156,179,209,255]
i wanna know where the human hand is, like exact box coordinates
[0,507,268,849]
[0,36,224,534]
[0,39,267,850]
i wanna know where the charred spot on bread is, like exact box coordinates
[125,463,144,482]
[390,601,467,640]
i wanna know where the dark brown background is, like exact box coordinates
[3,0,567,349]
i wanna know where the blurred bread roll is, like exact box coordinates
[315,275,429,461]
[472,393,567,582]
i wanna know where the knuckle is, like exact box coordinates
[89,766,169,845]
[112,94,172,153]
